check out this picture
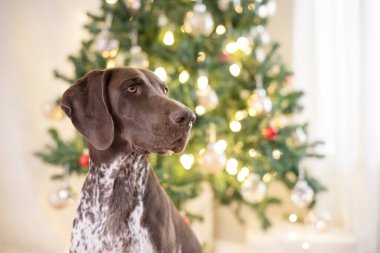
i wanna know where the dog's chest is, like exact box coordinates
[70,155,155,253]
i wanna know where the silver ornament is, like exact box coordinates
[129,45,149,68]
[198,143,227,173]
[240,174,266,203]
[49,184,74,209]
[196,85,219,111]
[287,127,307,147]
[247,88,272,116]
[184,2,214,37]
[96,32,119,58]
[291,180,314,208]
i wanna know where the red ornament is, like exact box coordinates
[182,215,191,225]
[79,154,90,168]
[219,53,233,62]
[262,126,279,141]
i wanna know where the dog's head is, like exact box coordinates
[61,67,195,154]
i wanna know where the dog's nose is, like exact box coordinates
[171,109,196,127]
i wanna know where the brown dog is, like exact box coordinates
[61,67,201,253]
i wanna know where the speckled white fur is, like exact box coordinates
[69,154,155,253]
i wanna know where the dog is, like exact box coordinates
[61,67,201,253]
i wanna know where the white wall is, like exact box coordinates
[0,0,294,252]
[0,1,98,252]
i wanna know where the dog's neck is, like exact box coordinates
[71,151,154,252]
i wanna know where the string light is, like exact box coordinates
[180,154,194,170]
[179,70,190,83]
[237,167,250,182]
[226,158,238,175]
[106,0,118,4]
[163,31,174,45]
[215,139,227,153]
[229,63,241,77]
[262,173,272,183]
[289,213,298,223]
[258,5,269,18]
[237,36,251,54]
[230,121,241,132]
[106,59,116,68]
[272,149,282,160]
[249,149,258,158]
[302,242,311,250]
[197,52,206,62]
[197,75,209,89]
[235,110,248,121]
[216,25,226,35]
[195,105,206,115]
[225,42,239,54]
[154,67,168,81]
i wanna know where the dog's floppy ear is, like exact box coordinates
[61,69,114,150]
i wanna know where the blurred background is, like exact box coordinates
[0,0,379,253]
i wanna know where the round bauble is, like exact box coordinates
[240,174,266,203]
[291,180,314,208]
[198,143,227,173]
[184,2,214,37]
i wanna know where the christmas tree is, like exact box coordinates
[36,0,325,229]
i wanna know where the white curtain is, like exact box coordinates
[293,0,380,253]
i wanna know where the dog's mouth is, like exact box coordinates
[132,127,191,155]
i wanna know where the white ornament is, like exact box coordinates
[129,45,149,68]
[198,143,227,173]
[184,2,214,37]
[291,180,314,208]
[240,174,266,203]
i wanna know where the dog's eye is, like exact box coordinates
[127,85,137,93]
[163,87,168,95]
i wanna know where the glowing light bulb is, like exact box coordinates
[229,63,241,77]
[249,149,258,158]
[179,70,190,83]
[226,158,238,175]
[215,139,227,153]
[230,121,241,132]
[106,59,116,68]
[237,36,251,54]
[195,105,206,115]
[197,75,209,90]
[106,0,118,4]
[154,67,167,81]
[237,167,250,182]
[163,31,175,45]
[216,25,226,35]
[289,214,298,223]
[235,110,247,121]
[272,149,282,160]
[225,42,239,54]
[180,154,194,170]
[302,242,310,250]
